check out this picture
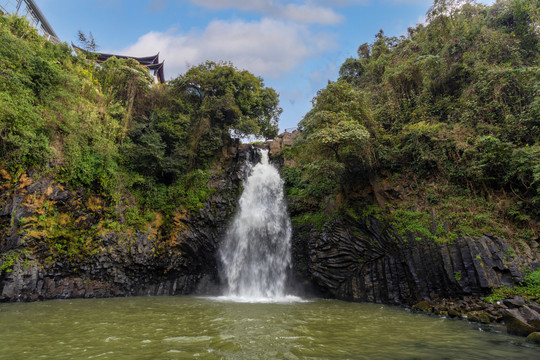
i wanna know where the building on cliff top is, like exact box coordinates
[1,0,166,84]
[72,45,166,84]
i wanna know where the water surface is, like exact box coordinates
[0,296,538,359]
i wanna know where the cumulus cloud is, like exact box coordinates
[189,0,343,24]
[117,18,335,79]
[280,4,343,24]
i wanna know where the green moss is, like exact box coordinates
[391,209,434,241]
[291,212,328,232]
[0,250,21,273]
[20,202,103,261]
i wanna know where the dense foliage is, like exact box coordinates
[0,15,124,195]
[124,61,281,210]
[0,14,281,212]
[0,14,282,268]
[284,0,539,243]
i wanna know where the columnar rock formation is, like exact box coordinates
[293,215,539,304]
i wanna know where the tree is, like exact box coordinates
[124,61,283,185]
[76,30,98,52]
[171,61,281,140]
[300,81,373,170]
[339,58,365,84]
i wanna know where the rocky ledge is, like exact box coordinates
[412,295,540,342]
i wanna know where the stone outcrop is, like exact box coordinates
[0,145,261,302]
[292,214,539,305]
[409,295,540,330]
[526,332,540,344]
[268,130,300,158]
[502,301,540,336]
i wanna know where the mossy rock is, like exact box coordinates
[413,300,433,313]
[525,332,540,344]
[467,311,491,324]
[503,309,539,337]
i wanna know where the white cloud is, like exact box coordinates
[189,0,268,11]
[280,4,343,24]
[189,0,344,24]
[117,18,335,79]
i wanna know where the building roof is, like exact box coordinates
[72,44,166,84]
[94,52,160,66]
[1,0,60,42]
[25,0,57,39]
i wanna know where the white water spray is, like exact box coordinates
[219,149,293,302]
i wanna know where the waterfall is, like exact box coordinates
[219,149,293,301]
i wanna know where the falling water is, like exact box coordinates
[219,149,293,301]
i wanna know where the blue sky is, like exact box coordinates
[33,0,494,131]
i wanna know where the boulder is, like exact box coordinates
[467,311,491,324]
[525,332,540,344]
[502,306,540,337]
[413,300,433,313]
[503,296,526,309]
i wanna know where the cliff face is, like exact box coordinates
[292,215,539,305]
[2,141,539,309]
[0,146,259,302]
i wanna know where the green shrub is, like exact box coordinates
[484,268,540,302]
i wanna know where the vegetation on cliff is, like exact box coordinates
[283,0,539,245]
[0,14,281,268]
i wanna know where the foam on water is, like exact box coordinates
[204,295,307,304]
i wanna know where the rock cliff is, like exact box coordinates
[0,146,260,301]
[292,214,539,304]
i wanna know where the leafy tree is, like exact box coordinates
[95,57,154,136]
[121,62,282,208]
[171,61,281,139]
[300,81,374,164]
[285,0,540,239]
[76,30,98,52]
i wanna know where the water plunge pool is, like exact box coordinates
[1,296,538,359]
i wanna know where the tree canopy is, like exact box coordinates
[171,61,281,140]
[0,15,282,212]
[283,0,540,243]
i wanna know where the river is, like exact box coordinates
[1,296,538,359]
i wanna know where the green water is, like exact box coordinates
[0,296,538,359]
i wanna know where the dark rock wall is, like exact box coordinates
[0,146,261,302]
[292,215,539,305]
[2,142,539,305]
